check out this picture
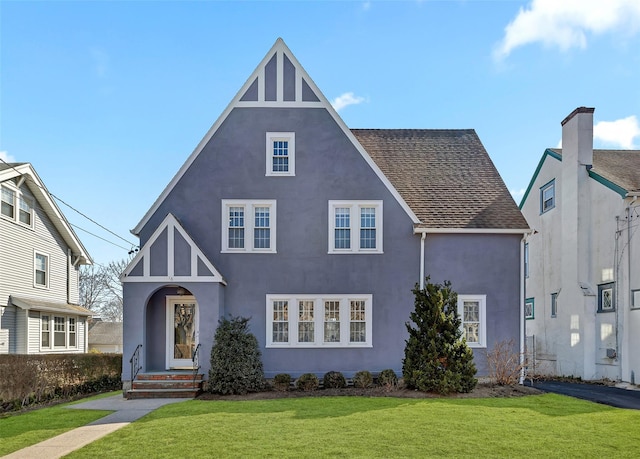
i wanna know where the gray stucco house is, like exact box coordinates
[121,38,529,389]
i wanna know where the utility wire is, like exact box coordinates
[1,157,138,250]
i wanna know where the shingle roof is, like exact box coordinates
[352,129,529,230]
[550,148,640,193]
[88,321,123,346]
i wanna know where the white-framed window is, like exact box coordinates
[1,184,34,228]
[266,132,295,176]
[598,283,615,313]
[328,201,383,254]
[1,186,15,219]
[41,314,50,348]
[221,200,276,253]
[540,180,555,214]
[551,292,558,318]
[525,298,534,320]
[18,196,33,226]
[34,251,49,288]
[266,294,373,348]
[40,313,79,350]
[457,294,486,348]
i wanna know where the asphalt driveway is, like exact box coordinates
[527,380,640,410]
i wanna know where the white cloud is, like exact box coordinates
[594,115,640,149]
[494,0,640,60]
[331,92,366,112]
[510,188,526,202]
[556,115,640,149]
[0,151,16,163]
[362,1,371,12]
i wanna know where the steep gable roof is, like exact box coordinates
[132,38,418,235]
[0,162,92,264]
[122,213,225,284]
[352,129,529,230]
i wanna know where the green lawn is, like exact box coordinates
[54,394,640,458]
[0,392,116,456]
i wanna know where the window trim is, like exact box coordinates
[328,201,383,254]
[40,313,79,350]
[525,298,535,320]
[551,292,558,318]
[266,294,373,348]
[265,132,295,177]
[540,179,555,214]
[221,200,277,253]
[597,282,615,313]
[34,251,49,289]
[1,184,34,229]
[457,294,486,348]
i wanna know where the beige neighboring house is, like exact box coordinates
[0,162,93,354]
[88,319,123,353]
[521,107,640,383]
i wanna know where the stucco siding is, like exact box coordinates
[424,233,523,375]
[132,106,422,377]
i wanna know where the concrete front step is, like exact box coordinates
[132,380,203,390]
[136,372,204,381]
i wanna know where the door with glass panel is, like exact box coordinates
[166,297,198,369]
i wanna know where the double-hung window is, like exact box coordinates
[1,185,34,228]
[34,252,49,288]
[222,200,276,253]
[41,314,79,350]
[328,201,383,253]
[266,132,295,176]
[1,186,15,219]
[540,180,555,213]
[266,294,372,348]
[457,294,486,348]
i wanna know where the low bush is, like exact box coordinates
[296,373,319,391]
[323,371,346,389]
[353,370,373,389]
[273,373,292,391]
[378,369,398,390]
[486,339,522,385]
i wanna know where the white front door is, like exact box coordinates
[166,296,198,369]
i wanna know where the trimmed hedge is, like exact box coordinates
[0,353,122,412]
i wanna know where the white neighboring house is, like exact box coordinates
[0,162,93,354]
[521,107,640,383]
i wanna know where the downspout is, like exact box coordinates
[67,249,71,304]
[519,234,526,384]
[420,232,426,289]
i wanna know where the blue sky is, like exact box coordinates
[2,0,640,265]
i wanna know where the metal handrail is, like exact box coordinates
[192,343,201,386]
[130,344,142,381]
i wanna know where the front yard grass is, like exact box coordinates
[63,393,640,458]
[0,391,117,456]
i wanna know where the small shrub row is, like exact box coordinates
[0,354,122,412]
[269,369,398,392]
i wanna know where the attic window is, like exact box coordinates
[540,180,555,214]
[1,186,15,219]
[266,132,295,176]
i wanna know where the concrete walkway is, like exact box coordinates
[3,395,188,459]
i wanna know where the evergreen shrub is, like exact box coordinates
[296,373,319,391]
[353,370,373,389]
[323,371,346,389]
[208,316,265,395]
[402,278,477,394]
